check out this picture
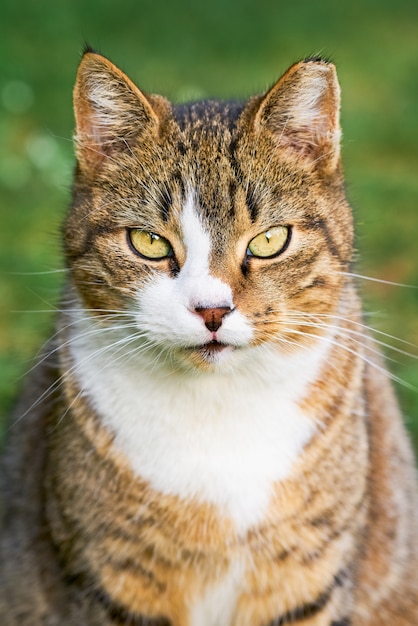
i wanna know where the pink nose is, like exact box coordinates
[194,306,232,332]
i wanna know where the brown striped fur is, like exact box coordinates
[1,51,417,625]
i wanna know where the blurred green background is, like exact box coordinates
[0,0,417,446]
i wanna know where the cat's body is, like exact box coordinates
[1,52,417,625]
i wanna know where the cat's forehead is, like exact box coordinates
[169,99,245,177]
[172,99,246,133]
[164,99,310,228]
[153,100,253,234]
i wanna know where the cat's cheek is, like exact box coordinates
[134,274,208,346]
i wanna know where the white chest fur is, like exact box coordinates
[190,559,245,626]
[68,315,329,535]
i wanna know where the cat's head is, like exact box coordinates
[65,51,354,372]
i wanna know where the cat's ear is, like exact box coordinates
[73,51,166,174]
[254,59,341,172]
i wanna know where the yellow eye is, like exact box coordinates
[128,230,173,259]
[247,226,290,258]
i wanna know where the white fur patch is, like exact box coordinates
[189,559,244,626]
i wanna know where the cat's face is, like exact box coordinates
[65,52,354,371]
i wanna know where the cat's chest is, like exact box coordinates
[189,559,245,626]
[68,326,325,535]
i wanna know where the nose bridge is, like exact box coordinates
[180,267,233,310]
[179,188,234,309]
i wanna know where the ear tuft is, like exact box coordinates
[303,55,332,64]
[73,52,161,175]
[255,60,341,172]
[82,42,99,56]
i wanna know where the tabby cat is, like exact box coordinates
[1,50,417,626]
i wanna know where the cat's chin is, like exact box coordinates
[182,341,237,371]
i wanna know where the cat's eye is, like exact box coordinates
[128,229,173,260]
[247,226,290,258]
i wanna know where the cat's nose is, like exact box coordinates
[194,306,232,332]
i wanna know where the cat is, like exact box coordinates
[0,48,417,626]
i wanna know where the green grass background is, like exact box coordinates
[0,0,417,446]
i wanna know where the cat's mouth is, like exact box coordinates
[203,340,227,351]
[187,340,234,361]
[194,340,229,353]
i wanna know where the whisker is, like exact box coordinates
[338,271,417,289]
[265,309,418,349]
[51,331,155,431]
[277,325,417,391]
[282,318,416,364]
[9,324,150,430]
[20,320,141,380]
[4,268,68,276]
